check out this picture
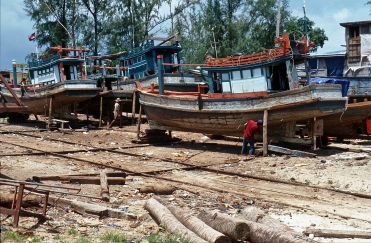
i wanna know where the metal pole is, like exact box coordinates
[303,0,309,41]
[12,60,17,87]
[157,55,164,95]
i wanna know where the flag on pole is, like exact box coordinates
[28,32,36,41]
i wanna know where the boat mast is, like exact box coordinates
[303,0,309,41]
[275,0,281,38]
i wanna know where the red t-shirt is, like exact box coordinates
[243,120,259,139]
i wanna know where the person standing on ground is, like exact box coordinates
[21,78,27,97]
[241,119,263,155]
[108,98,121,128]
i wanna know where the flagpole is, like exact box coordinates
[35,32,39,59]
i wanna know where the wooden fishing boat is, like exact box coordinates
[296,20,371,138]
[321,101,371,138]
[81,33,202,119]
[0,47,100,119]
[136,34,348,138]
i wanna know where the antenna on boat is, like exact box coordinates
[303,0,309,41]
[275,0,281,47]
[276,0,281,38]
[211,27,218,58]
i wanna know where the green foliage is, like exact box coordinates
[76,237,92,243]
[30,236,43,242]
[67,228,78,235]
[23,0,328,64]
[100,231,127,243]
[147,232,194,243]
[284,16,328,52]
[1,231,26,242]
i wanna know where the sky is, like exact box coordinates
[0,0,370,70]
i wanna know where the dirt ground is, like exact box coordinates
[0,117,370,243]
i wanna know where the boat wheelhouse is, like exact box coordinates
[0,46,100,119]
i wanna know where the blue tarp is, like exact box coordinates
[311,78,350,97]
[325,57,345,76]
[309,56,345,76]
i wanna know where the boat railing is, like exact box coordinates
[123,41,154,59]
[206,47,290,67]
[28,54,60,68]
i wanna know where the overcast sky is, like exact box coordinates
[0,0,370,70]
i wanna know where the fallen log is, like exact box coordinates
[241,206,316,243]
[0,193,43,207]
[243,220,316,243]
[242,206,294,231]
[155,197,230,243]
[145,198,208,243]
[100,172,110,202]
[139,185,176,195]
[305,228,371,239]
[197,209,250,241]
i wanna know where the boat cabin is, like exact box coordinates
[28,47,89,87]
[119,40,182,79]
[202,55,304,96]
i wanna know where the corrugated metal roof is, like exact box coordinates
[340,20,371,27]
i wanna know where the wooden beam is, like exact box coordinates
[263,110,268,157]
[47,97,52,130]
[137,105,142,140]
[305,228,371,239]
[156,32,180,46]
[100,172,110,202]
[131,91,136,125]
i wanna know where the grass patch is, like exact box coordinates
[76,237,92,243]
[1,231,26,242]
[147,232,194,243]
[67,228,78,235]
[30,236,42,242]
[100,231,127,243]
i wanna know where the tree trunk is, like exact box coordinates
[155,197,230,243]
[242,206,294,232]
[0,193,43,207]
[243,220,316,243]
[197,209,250,241]
[241,206,316,243]
[145,198,208,243]
[139,185,176,195]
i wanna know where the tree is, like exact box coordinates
[24,0,81,51]
[367,1,371,14]
[284,17,328,52]
[80,0,113,60]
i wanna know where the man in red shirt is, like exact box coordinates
[241,119,263,155]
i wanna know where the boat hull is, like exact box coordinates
[1,80,100,114]
[322,101,371,137]
[138,84,348,137]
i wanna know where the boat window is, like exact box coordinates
[221,73,229,81]
[252,68,262,77]
[242,69,251,78]
[231,71,241,80]
[361,25,370,34]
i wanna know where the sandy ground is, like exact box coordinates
[1,118,371,243]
